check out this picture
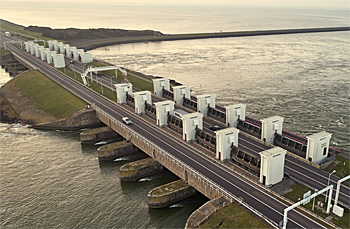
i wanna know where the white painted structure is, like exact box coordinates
[155,101,175,127]
[134,91,152,114]
[73,49,84,61]
[24,42,31,52]
[225,104,246,127]
[39,47,46,60]
[53,54,65,68]
[305,131,332,164]
[259,147,286,187]
[48,40,57,50]
[63,44,70,56]
[66,46,75,58]
[80,52,93,64]
[261,116,284,144]
[152,78,170,97]
[115,83,133,104]
[197,94,215,116]
[182,113,203,142]
[173,85,190,105]
[216,127,239,162]
[29,42,35,55]
[47,51,56,64]
[55,42,63,53]
[33,44,41,58]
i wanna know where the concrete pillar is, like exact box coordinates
[29,42,35,55]
[259,147,286,187]
[69,46,77,59]
[134,91,152,114]
[53,54,65,68]
[182,113,203,142]
[33,44,40,58]
[261,116,284,144]
[173,85,190,105]
[152,78,170,96]
[63,44,70,56]
[225,104,246,127]
[197,94,215,116]
[216,127,239,161]
[80,52,93,64]
[115,83,133,104]
[40,47,46,60]
[155,101,175,127]
[47,51,56,64]
[48,40,57,50]
[306,131,332,164]
[74,49,84,61]
[24,42,31,52]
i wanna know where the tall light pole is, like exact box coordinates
[325,170,336,203]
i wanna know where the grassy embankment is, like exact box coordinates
[333,155,350,179]
[0,21,50,41]
[283,183,349,228]
[199,202,271,228]
[14,70,87,119]
[0,47,11,55]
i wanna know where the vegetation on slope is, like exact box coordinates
[199,202,271,228]
[25,26,163,41]
[1,70,87,124]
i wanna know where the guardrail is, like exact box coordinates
[93,105,278,228]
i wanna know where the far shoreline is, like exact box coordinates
[74,27,350,51]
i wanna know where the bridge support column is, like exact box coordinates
[182,113,203,142]
[259,147,286,187]
[216,127,239,162]
[33,44,40,58]
[197,94,215,116]
[134,91,152,114]
[306,131,332,164]
[115,83,133,104]
[152,78,170,97]
[225,104,246,127]
[173,85,190,105]
[155,101,175,127]
[261,116,284,144]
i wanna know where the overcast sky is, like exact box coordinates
[5,0,350,8]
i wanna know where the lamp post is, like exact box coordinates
[325,170,336,203]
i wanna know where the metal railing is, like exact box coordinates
[92,105,278,228]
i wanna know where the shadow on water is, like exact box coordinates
[147,192,209,228]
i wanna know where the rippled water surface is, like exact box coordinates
[0,4,349,228]
[91,32,350,153]
[0,126,207,228]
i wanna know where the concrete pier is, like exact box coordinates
[80,126,121,144]
[148,179,197,208]
[119,157,163,181]
[97,141,138,160]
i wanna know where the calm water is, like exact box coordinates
[1,3,350,229]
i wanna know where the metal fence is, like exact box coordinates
[93,105,278,228]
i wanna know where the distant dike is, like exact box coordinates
[2,19,348,51]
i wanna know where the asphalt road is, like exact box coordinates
[67,54,350,209]
[1,35,348,228]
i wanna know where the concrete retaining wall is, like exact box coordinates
[96,110,222,200]
[34,108,102,130]
[148,179,196,208]
[185,196,229,228]
[80,126,121,144]
[98,141,138,160]
[119,157,163,181]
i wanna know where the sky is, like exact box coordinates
[3,0,350,9]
